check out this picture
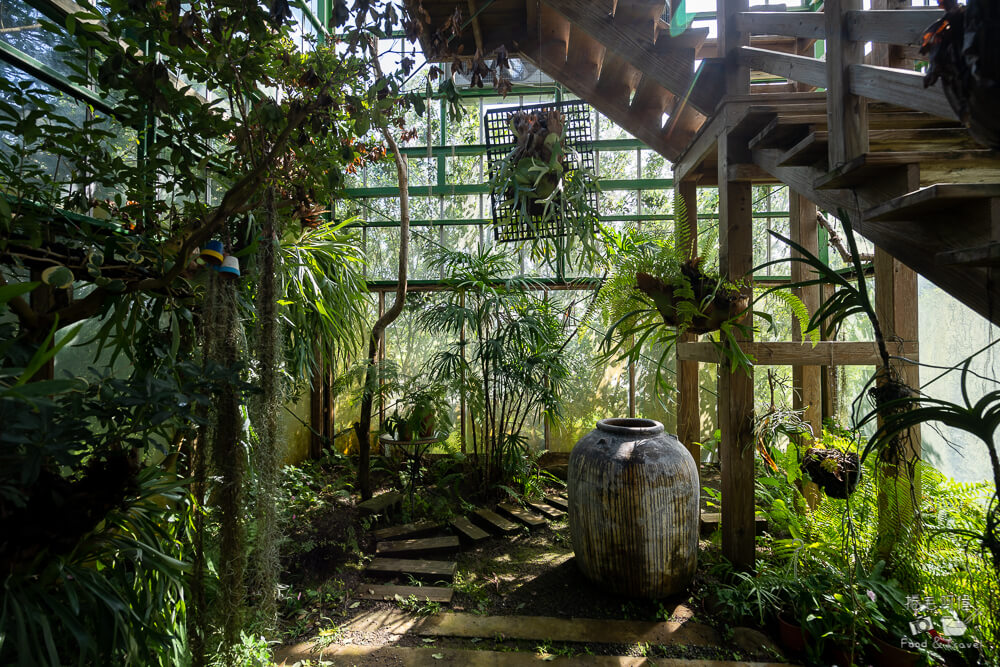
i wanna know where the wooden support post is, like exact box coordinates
[675,180,701,474]
[789,192,822,441]
[460,291,467,454]
[824,0,868,168]
[718,0,755,571]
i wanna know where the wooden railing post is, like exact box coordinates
[825,0,869,168]
[675,180,700,478]
[718,0,755,571]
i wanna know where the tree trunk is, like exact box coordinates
[356,124,410,500]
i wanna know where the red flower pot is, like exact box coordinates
[778,614,806,654]
[871,635,921,667]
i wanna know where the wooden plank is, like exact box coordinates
[595,52,642,110]
[677,340,919,365]
[817,150,1000,190]
[700,511,767,536]
[846,8,943,46]
[849,64,959,122]
[937,242,1000,267]
[865,184,1000,222]
[734,11,825,39]
[566,22,605,83]
[527,501,566,519]
[449,516,489,542]
[353,583,454,603]
[497,502,546,528]
[413,612,721,647]
[472,508,519,534]
[541,0,718,115]
[676,180,701,470]
[777,131,827,167]
[543,494,569,510]
[375,536,460,556]
[357,490,402,516]
[365,557,457,579]
[747,112,823,151]
[738,46,826,89]
[276,643,793,667]
[373,519,443,542]
[629,75,675,128]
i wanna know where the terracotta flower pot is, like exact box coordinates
[777,614,806,654]
[870,635,921,667]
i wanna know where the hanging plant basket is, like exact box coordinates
[484,100,597,242]
[635,259,749,334]
[800,448,862,499]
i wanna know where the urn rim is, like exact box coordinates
[595,418,664,436]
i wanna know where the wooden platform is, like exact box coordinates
[372,519,442,542]
[497,502,546,528]
[375,536,460,557]
[353,583,454,603]
[472,508,519,534]
[365,557,457,580]
[449,516,490,543]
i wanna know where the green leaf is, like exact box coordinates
[0,281,39,309]
[41,265,74,289]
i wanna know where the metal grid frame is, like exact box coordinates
[484,100,597,242]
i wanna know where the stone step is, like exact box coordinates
[277,643,792,666]
[372,519,442,542]
[375,536,460,557]
[449,515,490,543]
[365,557,457,580]
[528,500,566,519]
[357,490,402,517]
[543,494,569,511]
[497,502,546,528]
[471,508,519,534]
[353,583,453,603]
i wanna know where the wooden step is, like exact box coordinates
[747,112,822,151]
[357,490,402,517]
[937,242,1000,267]
[373,519,442,542]
[865,183,1000,222]
[700,511,767,536]
[817,151,1000,190]
[471,508,519,534]
[496,502,547,528]
[365,557,456,579]
[353,583,454,603]
[449,515,490,543]
[776,131,828,167]
[528,501,566,519]
[376,536,460,557]
[544,494,569,511]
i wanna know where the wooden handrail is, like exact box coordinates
[849,64,958,121]
[739,46,827,88]
[845,8,943,46]
[733,11,825,39]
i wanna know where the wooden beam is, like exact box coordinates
[849,64,958,121]
[846,9,943,46]
[790,192,822,441]
[738,46,826,88]
[734,11,825,39]
[540,0,719,115]
[826,0,869,168]
[677,340,919,365]
[467,0,484,53]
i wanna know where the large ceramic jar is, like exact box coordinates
[567,418,699,597]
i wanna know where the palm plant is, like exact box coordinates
[418,245,570,493]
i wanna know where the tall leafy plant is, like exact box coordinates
[419,245,570,493]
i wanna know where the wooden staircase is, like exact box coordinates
[406,0,1000,326]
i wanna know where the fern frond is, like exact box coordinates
[771,290,820,345]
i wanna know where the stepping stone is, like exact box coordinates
[471,508,519,534]
[543,494,569,511]
[497,502,546,528]
[528,501,565,519]
[373,519,442,542]
[700,511,768,536]
[449,516,489,543]
[365,557,457,580]
[357,490,402,517]
[376,536,459,557]
[353,583,453,603]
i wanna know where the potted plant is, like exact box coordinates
[383,382,453,441]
